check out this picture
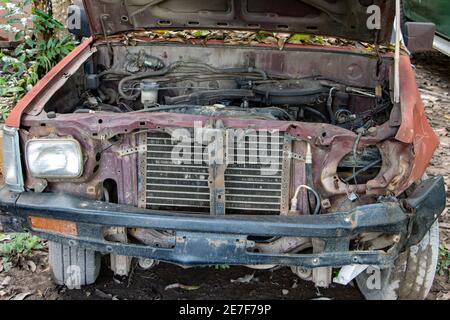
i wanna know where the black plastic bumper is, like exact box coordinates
[0,176,445,268]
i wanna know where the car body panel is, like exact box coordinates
[403,0,450,40]
[82,0,395,44]
[1,3,444,280]
[396,55,440,188]
[6,38,440,197]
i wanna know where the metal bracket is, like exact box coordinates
[284,150,305,162]
[208,120,227,216]
[118,145,147,157]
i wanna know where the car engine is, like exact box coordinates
[67,51,392,133]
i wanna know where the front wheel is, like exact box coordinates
[48,241,101,288]
[356,222,439,300]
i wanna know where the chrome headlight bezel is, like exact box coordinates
[2,126,25,192]
[25,137,84,179]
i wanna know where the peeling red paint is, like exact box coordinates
[396,55,440,187]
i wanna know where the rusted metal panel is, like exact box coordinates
[21,111,407,203]
[83,0,396,45]
[395,55,440,190]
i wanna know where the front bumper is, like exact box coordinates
[0,176,445,268]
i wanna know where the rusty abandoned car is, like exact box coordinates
[0,0,446,300]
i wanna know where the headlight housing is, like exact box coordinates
[26,137,83,179]
[2,126,25,192]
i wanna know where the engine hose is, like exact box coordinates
[327,87,337,125]
[305,143,319,214]
[302,106,328,122]
[118,62,268,100]
[291,185,321,215]
[130,105,198,113]
[290,143,321,215]
[173,62,268,80]
[118,65,173,100]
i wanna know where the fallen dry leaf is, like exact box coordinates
[164,283,200,291]
[1,276,12,287]
[27,261,37,273]
[11,291,33,300]
[436,291,450,300]
[231,274,255,284]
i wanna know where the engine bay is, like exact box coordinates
[46,46,394,135]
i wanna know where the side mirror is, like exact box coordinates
[404,22,436,53]
[67,4,91,39]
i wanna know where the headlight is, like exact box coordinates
[2,126,25,192]
[26,138,83,179]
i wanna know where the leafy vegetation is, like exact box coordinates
[437,244,450,276]
[0,233,44,272]
[0,0,76,121]
[211,264,231,270]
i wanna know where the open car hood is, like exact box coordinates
[83,0,395,45]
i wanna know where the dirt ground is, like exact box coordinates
[0,52,449,301]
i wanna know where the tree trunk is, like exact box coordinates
[51,0,71,37]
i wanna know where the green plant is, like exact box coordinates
[0,233,44,256]
[0,233,44,272]
[0,0,76,117]
[437,244,450,276]
[211,264,231,270]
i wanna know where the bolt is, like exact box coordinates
[312,258,319,265]
[138,258,157,270]
[47,111,56,119]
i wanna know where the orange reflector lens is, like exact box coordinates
[30,217,78,236]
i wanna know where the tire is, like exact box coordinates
[48,241,101,288]
[356,222,440,300]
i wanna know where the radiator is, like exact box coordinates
[143,130,286,214]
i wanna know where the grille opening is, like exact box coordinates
[337,146,382,185]
[103,179,118,203]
